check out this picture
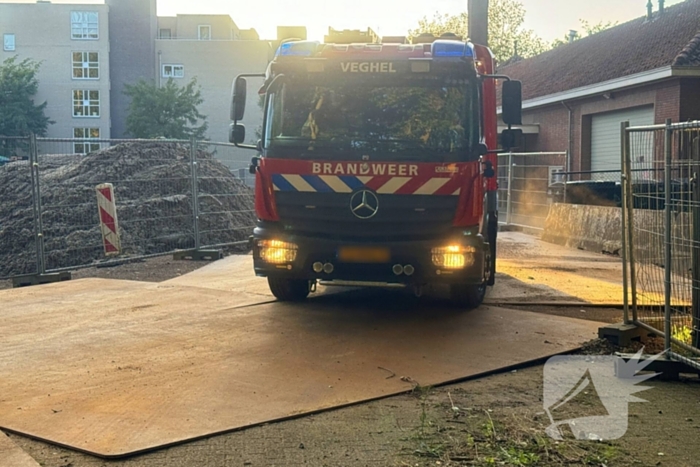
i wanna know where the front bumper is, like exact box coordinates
[252,225,488,286]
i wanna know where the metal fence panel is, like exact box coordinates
[623,121,700,365]
[0,136,258,280]
[195,141,256,249]
[0,136,38,279]
[497,152,567,230]
[35,139,197,272]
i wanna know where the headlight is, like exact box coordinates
[431,245,477,269]
[258,239,298,264]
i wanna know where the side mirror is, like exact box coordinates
[231,77,247,122]
[229,123,246,144]
[500,128,523,151]
[249,156,260,175]
[502,80,522,126]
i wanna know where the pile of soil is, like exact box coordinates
[0,142,255,277]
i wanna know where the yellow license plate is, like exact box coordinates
[337,246,391,263]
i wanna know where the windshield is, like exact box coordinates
[265,77,479,161]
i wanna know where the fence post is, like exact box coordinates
[563,151,569,204]
[692,130,700,348]
[621,122,630,325]
[29,134,46,275]
[623,123,639,322]
[190,137,201,251]
[663,119,673,352]
[506,151,514,226]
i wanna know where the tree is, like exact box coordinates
[0,57,52,141]
[552,19,618,47]
[124,78,208,140]
[408,0,548,63]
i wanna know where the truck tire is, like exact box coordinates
[268,277,310,301]
[450,283,486,309]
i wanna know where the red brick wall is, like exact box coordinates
[654,81,681,124]
[519,78,683,172]
[521,105,569,154]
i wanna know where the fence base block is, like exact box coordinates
[615,354,700,381]
[173,249,223,261]
[12,272,72,288]
[598,322,644,347]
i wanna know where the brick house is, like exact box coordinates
[498,0,700,174]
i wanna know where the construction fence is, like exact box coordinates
[497,152,567,230]
[0,136,256,281]
[622,120,700,369]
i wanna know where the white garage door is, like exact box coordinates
[591,106,654,172]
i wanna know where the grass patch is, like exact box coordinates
[401,389,630,466]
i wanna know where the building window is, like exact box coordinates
[159,28,172,39]
[71,11,99,40]
[73,90,100,117]
[72,52,99,79]
[73,128,100,154]
[198,25,211,40]
[3,33,15,51]
[162,64,184,78]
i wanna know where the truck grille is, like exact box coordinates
[275,192,460,241]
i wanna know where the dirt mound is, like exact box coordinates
[0,142,255,277]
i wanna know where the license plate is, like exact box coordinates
[337,246,391,263]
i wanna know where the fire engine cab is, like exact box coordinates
[230,27,522,308]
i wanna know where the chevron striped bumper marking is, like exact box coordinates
[272,174,461,195]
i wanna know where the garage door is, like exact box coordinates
[591,106,654,172]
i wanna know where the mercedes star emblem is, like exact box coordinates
[350,190,379,219]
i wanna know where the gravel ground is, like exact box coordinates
[0,255,211,290]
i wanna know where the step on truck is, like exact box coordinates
[229,29,522,308]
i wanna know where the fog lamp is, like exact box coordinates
[431,245,477,269]
[258,239,298,264]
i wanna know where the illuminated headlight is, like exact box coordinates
[431,245,477,269]
[258,239,298,264]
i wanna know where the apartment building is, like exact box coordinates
[156,14,272,144]
[0,1,112,151]
[108,0,157,139]
[0,0,280,146]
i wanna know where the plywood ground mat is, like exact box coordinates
[0,279,600,458]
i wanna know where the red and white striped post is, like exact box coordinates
[95,183,121,256]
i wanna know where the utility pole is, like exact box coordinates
[468,0,489,46]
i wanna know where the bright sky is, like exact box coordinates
[5,0,688,42]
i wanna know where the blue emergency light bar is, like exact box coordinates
[432,40,474,58]
[275,39,474,61]
[278,40,320,57]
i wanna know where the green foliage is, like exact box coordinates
[409,11,469,40]
[552,19,618,47]
[124,78,208,140]
[0,56,52,141]
[672,324,693,344]
[581,19,618,36]
[408,0,548,63]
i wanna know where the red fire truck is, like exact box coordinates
[230,29,522,308]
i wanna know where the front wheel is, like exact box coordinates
[450,283,486,309]
[267,277,311,301]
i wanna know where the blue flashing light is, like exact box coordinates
[277,40,320,57]
[432,40,474,58]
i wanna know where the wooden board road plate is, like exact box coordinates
[0,278,600,458]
